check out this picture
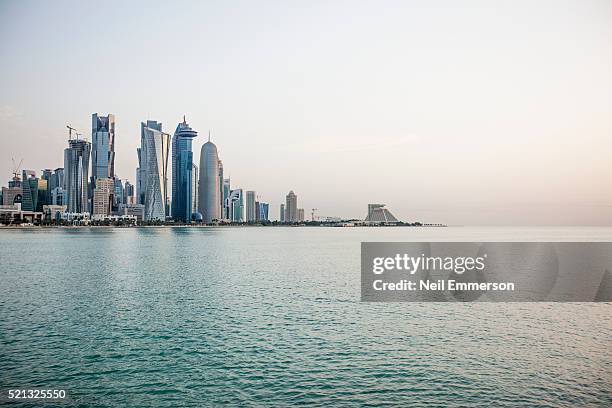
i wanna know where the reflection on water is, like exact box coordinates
[0,227,611,407]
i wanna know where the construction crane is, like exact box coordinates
[11,157,23,179]
[67,124,78,140]
[311,208,318,221]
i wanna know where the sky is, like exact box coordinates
[0,0,611,225]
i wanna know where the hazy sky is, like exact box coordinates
[1,0,611,225]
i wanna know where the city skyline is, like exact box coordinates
[1,1,611,225]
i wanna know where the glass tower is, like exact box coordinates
[171,117,198,222]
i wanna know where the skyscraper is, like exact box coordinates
[246,190,256,222]
[280,203,285,223]
[191,163,198,215]
[218,160,224,217]
[285,190,298,223]
[21,170,39,212]
[138,121,170,221]
[222,178,231,220]
[171,117,198,222]
[64,138,91,213]
[198,133,221,223]
[257,202,269,221]
[91,113,116,180]
[92,178,114,217]
[123,181,134,204]
[228,188,243,222]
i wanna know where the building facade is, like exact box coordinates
[171,117,198,222]
[280,203,285,223]
[92,177,114,217]
[228,189,243,222]
[138,121,170,221]
[64,138,91,213]
[285,190,298,223]
[91,113,116,180]
[198,139,221,223]
[245,190,256,222]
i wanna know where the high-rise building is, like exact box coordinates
[21,170,38,211]
[171,117,198,222]
[246,190,256,222]
[137,121,170,221]
[222,178,231,220]
[257,202,269,221]
[285,190,298,223]
[198,134,221,223]
[191,163,198,215]
[218,160,224,217]
[64,138,91,213]
[93,178,114,217]
[113,178,123,209]
[123,181,134,205]
[228,188,243,222]
[91,113,116,180]
[298,208,305,222]
[280,203,285,223]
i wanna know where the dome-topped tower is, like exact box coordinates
[198,133,221,223]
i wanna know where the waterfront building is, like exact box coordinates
[298,208,305,222]
[91,113,116,180]
[280,203,285,223]
[137,121,170,221]
[364,204,399,224]
[42,205,66,223]
[51,187,64,206]
[2,185,22,206]
[171,117,198,222]
[228,188,243,222]
[123,181,134,205]
[246,190,256,222]
[222,178,231,220]
[198,134,221,223]
[113,178,123,209]
[21,170,38,211]
[285,190,298,223]
[191,163,198,214]
[41,169,52,193]
[118,203,145,222]
[92,178,114,217]
[64,138,91,213]
[218,160,224,217]
[257,202,269,221]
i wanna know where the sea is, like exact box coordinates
[0,227,610,407]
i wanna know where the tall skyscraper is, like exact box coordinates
[228,188,243,222]
[191,163,198,215]
[198,134,221,223]
[138,121,170,221]
[298,208,305,222]
[123,181,134,205]
[257,202,269,221]
[91,113,116,180]
[285,190,298,222]
[171,117,198,222]
[21,170,38,211]
[222,178,231,220]
[218,160,224,216]
[280,203,285,223]
[246,190,256,222]
[64,138,91,213]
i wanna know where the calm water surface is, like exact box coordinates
[1,227,611,407]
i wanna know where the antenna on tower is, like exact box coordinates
[208,130,211,142]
